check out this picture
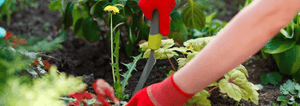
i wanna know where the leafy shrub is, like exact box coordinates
[261,11,300,80]
[0,31,90,106]
[140,37,259,106]
[271,80,300,106]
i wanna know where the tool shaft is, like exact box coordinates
[132,9,160,96]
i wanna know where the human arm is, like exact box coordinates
[173,0,300,94]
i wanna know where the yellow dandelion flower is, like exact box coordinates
[104,5,120,14]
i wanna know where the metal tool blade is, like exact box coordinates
[133,50,156,95]
[132,9,159,96]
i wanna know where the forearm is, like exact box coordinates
[174,0,300,94]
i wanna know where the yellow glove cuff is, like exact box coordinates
[148,33,162,50]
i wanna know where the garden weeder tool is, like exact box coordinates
[133,9,162,96]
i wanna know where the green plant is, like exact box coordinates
[48,0,209,55]
[241,0,300,81]
[194,0,226,16]
[260,11,300,80]
[139,37,260,106]
[43,22,50,31]
[239,0,300,81]
[0,0,38,25]
[48,0,146,56]
[190,11,227,38]
[260,72,282,86]
[271,80,300,106]
[0,30,94,106]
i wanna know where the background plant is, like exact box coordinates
[260,72,282,86]
[259,10,300,80]
[0,30,96,106]
[0,0,38,25]
[139,37,260,106]
[270,80,300,106]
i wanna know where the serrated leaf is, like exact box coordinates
[121,54,142,91]
[181,0,206,30]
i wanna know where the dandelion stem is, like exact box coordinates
[110,13,115,83]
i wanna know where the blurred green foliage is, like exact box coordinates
[0,0,38,25]
[0,31,88,106]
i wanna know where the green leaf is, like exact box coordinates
[205,11,217,23]
[280,80,298,95]
[48,0,62,10]
[280,29,293,39]
[173,0,181,10]
[177,58,187,69]
[263,35,296,54]
[235,64,249,77]
[184,90,211,106]
[125,28,134,56]
[74,18,84,38]
[90,1,106,18]
[272,45,300,76]
[72,5,83,27]
[62,2,75,29]
[121,53,142,93]
[27,33,65,52]
[181,0,206,30]
[170,11,184,31]
[169,23,189,44]
[135,21,149,44]
[141,39,178,59]
[254,84,263,90]
[260,72,282,86]
[183,36,214,52]
[130,13,140,33]
[166,70,176,78]
[277,96,289,102]
[219,79,243,101]
[81,17,102,41]
[219,69,259,104]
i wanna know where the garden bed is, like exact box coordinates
[0,0,295,105]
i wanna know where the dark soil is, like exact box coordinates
[0,0,295,106]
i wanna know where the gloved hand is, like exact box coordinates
[138,0,176,36]
[126,74,194,106]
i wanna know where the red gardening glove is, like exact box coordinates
[126,74,194,106]
[138,0,176,36]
